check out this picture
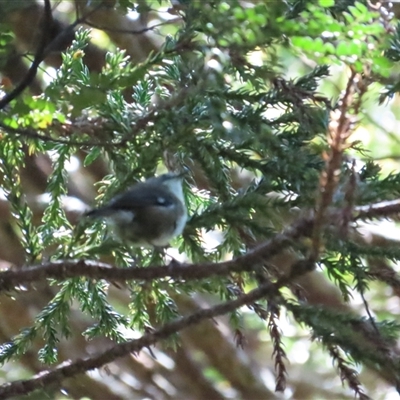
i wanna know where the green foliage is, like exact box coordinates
[0,24,13,69]
[39,145,73,252]
[282,1,391,76]
[45,29,107,118]
[0,138,42,262]
[1,0,400,396]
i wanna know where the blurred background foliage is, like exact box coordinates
[1,0,400,399]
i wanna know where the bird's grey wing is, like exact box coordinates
[107,184,175,210]
[85,184,175,218]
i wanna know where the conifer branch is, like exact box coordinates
[355,199,400,220]
[328,345,371,400]
[2,197,400,292]
[0,216,313,292]
[0,282,276,399]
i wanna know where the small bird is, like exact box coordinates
[85,172,187,247]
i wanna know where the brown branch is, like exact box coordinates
[0,2,103,111]
[0,216,313,292]
[2,198,400,292]
[354,199,400,220]
[311,69,359,260]
[0,282,277,399]
[0,201,398,397]
[0,0,52,110]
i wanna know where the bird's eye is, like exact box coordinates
[157,196,167,205]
